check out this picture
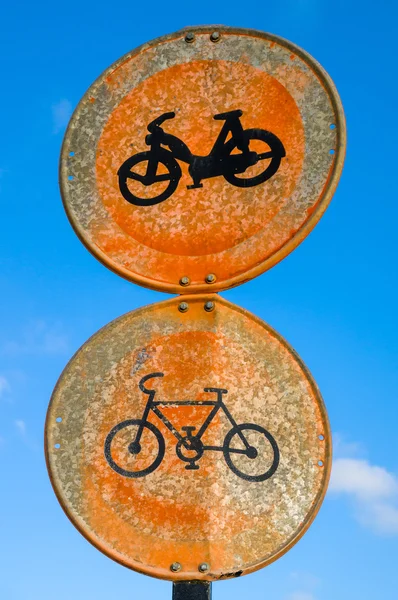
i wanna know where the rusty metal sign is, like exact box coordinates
[60,26,345,294]
[46,295,331,581]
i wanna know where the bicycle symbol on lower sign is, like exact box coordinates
[104,372,280,482]
[117,109,286,207]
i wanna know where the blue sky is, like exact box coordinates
[1,1,397,599]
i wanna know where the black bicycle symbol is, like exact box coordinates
[118,109,286,207]
[104,372,279,482]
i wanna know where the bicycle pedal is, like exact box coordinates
[187,183,203,190]
[185,463,200,470]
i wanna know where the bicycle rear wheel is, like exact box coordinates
[223,423,279,482]
[223,129,285,188]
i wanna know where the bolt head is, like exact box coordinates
[199,562,209,572]
[170,562,182,572]
[185,32,195,43]
[180,276,190,286]
[178,302,189,313]
[210,31,220,42]
[204,301,215,312]
[205,273,216,284]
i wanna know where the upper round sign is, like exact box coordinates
[61,26,345,293]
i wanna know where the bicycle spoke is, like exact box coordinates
[256,151,274,160]
[225,447,250,455]
[126,171,146,182]
[153,173,172,182]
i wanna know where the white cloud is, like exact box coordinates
[52,99,72,133]
[2,320,69,356]
[15,420,26,436]
[330,457,398,535]
[331,458,398,500]
[0,375,10,398]
[333,432,364,458]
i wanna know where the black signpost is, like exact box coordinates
[173,582,212,600]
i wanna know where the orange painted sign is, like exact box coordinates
[46,295,331,581]
[60,26,345,293]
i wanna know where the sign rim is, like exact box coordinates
[60,25,346,294]
[45,294,332,581]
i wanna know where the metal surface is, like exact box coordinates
[45,295,331,581]
[173,582,212,600]
[60,26,345,294]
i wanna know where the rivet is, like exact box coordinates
[199,562,209,572]
[170,562,182,572]
[210,31,220,42]
[185,32,195,43]
[180,276,190,287]
[204,301,215,312]
[205,273,216,284]
[178,302,189,313]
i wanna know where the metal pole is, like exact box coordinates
[173,581,212,600]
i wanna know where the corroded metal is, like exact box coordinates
[45,295,331,581]
[60,26,346,294]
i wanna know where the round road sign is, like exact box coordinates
[61,26,345,294]
[46,295,331,581]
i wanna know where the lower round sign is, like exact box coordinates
[46,295,331,580]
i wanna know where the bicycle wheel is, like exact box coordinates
[104,419,165,478]
[223,129,285,188]
[223,423,279,482]
[118,150,181,206]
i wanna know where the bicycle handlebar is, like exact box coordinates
[147,112,176,132]
[139,372,164,394]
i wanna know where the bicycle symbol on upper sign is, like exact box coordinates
[117,109,286,207]
[104,372,280,482]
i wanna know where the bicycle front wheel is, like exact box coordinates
[223,423,279,482]
[104,419,165,478]
[118,150,181,206]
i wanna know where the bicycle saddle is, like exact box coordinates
[213,109,243,120]
[147,112,176,132]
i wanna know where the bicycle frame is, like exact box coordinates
[148,110,247,162]
[134,373,250,454]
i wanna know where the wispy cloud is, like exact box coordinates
[285,571,320,600]
[1,320,69,356]
[0,375,10,399]
[52,99,72,134]
[15,420,26,436]
[330,456,398,535]
[333,432,364,458]
[287,594,316,600]
[14,419,38,451]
